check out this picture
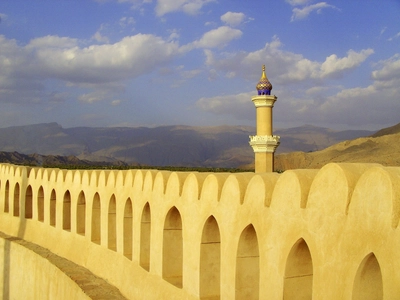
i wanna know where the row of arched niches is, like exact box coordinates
[0,162,399,299]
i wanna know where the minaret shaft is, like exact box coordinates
[256,106,272,136]
[249,65,280,173]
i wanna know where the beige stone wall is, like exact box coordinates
[0,162,399,299]
[0,233,91,299]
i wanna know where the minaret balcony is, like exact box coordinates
[249,135,280,153]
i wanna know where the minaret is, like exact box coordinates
[249,65,280,173]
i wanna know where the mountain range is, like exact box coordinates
[0,122,398,170]
[0,122,375,168]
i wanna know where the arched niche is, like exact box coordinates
[162,206,183,288]
[13,183,20,217]
[25,185,33,219]
[50,189,56,226]
[76,191,86,235]
[140,202,151,271]
[4,180,9,213]
[37,186,44,222]
[123,198,133,259]
[91,193,101,245]
[283,238,313,300]
[200,216,221,300]
[108,195,117,251]
[63,190,71,231]
[352,253,383,300]
[235,224,260,300]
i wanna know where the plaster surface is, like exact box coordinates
[0,162,399,299]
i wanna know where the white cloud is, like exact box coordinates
[371,54,400,83]
[111,99,122,106]
[181,69,202,79]
[94,0,152,9]
[182,26,242,51]
[0,13,7,23]
[196,59,400,127]
[170,67,202,88]
[195,39,392,128]
[291,2,337,21]
[320,49,374,78]
[205,21,216,26]
[0,33,180,105]
[78,92,104,103]
[29,34,179,83]
[119,16,135,28]
[92,29,110,43]
[196,91,253,118]
[75,82,125,104]
[26,35,79,49]
[286,0,312,6]
[388,32,400,42]
[201,36,373,83]
[220,12,246,27]
[167,29,180,41]
[155,0,215,16]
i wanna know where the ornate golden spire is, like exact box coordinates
[261,64,267,79]
[256,64,272,95]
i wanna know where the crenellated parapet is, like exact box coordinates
[0,162,399,299]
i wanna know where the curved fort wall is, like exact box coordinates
[0,162,399,299]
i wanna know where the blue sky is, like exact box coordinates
[0,0,399,130]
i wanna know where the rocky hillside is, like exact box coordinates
[275,123,400,170]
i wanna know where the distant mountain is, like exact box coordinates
[0,122,375,168]
[0,151,128,168]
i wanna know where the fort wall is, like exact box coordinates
[0,162,399,299]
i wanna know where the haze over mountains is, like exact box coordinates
[0,122,377,168]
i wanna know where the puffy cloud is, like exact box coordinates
[196,52,400,128]
[371,54,400,84]
[119,16,135,28]
[94,0,152,9]
[92,26,110,43]
[220,12,246,27]
[76,83,125,103]
[320,49,374,78]
[195,37,398,128]
[26,35,78,49]
[201,36,373,83]
[155,0,215,16]
[291,2,337,21]
[196,91,253,119]
[28,34,179,83]
[183,26,242,51]
[0,33,180,105]
[286,0,312,6]
[172,71,202,88]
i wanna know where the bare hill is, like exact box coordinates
[371,122,400,137]
[275,131,400,170]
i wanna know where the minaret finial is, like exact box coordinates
[261,65,266,79]
[256,64,272,95]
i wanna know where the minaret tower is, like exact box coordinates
[249,65,280,173]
